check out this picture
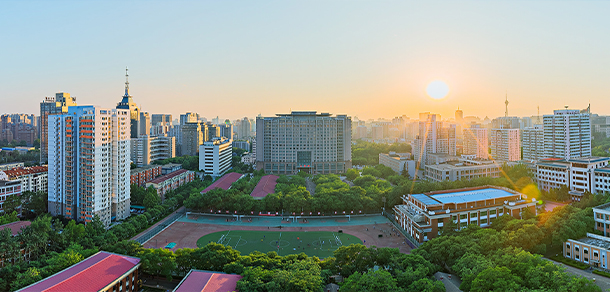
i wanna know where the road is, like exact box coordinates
[544,258,610,291]
[434,272,462,292]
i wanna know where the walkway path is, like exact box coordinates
[180,214,388,227]
[544,258,610,291]
[305,178,316,195]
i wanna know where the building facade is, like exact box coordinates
[130,136,175,167]
[394,186,537,243]
[0,179,21,214]
[130,165,162,187]
[199,137,232,177]
[1,166,48,193]
[522,125,544,161]
[145,169,195,200]
[462,125,488,159]
[413,114,456,166]
[116,69,141,139]
[40,93,77,164]
[425,159,515,182]
[181,122,205,156]
[378,152,417,178]
[47,106,131,226]
[544,109,591,160]
[256,111,352,175]
[490,128,520,162]
[535,157,610,200]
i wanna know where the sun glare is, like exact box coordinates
[426,80,449,100]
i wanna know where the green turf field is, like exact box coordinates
[197,230,363,258]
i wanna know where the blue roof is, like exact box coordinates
[569,157,610,163]
[537,163,568,168]
[595,168,610,173]
[411,194,441,205]
[413,188,517,206]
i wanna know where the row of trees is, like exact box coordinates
[102,240,444,292]
[0,149,40,165]
[352,141,411,166]
[184,173,394,214]
[0,178,211,291]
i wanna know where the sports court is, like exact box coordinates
[197,230,362,258]
[142,214,412,256]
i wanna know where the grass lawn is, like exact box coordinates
[197,230,363,258]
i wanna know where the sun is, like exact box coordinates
[426,80,449,100]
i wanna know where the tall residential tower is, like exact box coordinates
[40,93,77,163]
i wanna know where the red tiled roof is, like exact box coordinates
[250,175,278,198]
[4,166,48,179]
[0,221,31,236]
[148,169,189,184]
[201,173,243,194]
[18,252,140,292]
[174,270,242,292]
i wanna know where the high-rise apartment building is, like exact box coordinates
[219,123,233,140]
[522,125,544,161]
[151,114,172,126]
[256,111,352,175]
[413,114,456,166]
[40,92,77,163]
[139,112,151,137]
[463,124,488,159]
[543,109,591,160]
[199,137,232,177]
[490,128,520,161]
[181,122,206,156]
[130,136,176,167]
[116,68,140,139]
[47,106,131,227]
[179,112,199,125]
[238,117,251,139]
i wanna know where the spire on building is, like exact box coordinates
[124,67,130,97]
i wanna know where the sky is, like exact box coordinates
[1,1,609,121]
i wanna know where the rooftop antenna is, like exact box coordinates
[504,91,509,118]
[124,67,130,97]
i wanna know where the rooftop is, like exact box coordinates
[594,202,610,212]
[575,234,610,250]
[148,169,189,184]
[411,186,520,206]
[0,221,31,236]
[275,111,332,117]
[3,165,48,179]
[568,157,610,164]
[173,270,242,292]
[201,172,243,194]
[250,175,279,198]
[130,164,161,175]
[18,251,140,292]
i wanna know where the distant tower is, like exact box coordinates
[455,106,463,124]
[116,67,140,138]
[505,92,509,118]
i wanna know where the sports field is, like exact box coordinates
[197,230,363,258]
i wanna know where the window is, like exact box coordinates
[490,210,497,215]
[460,214,467,220]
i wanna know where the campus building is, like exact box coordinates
[425,159,515,182]
[534,157,610,200]
[130,165,162,187]
[394,186,537,243]
[199,137,232,177]
[0,165,48,193]
[40,92,77,164]
[47,106,131,227]
[256,111,352,175]
[17,251,141,292]
[145,169,195,200]
[562,203,610,269]
[543,109,591,160]
[378,152,417,178]
[130,135,175,167]
[0,179,21,214]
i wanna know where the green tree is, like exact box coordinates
[471,266,522,292]
[340,270,402,292]
[2,194,21,214]
[143,188,161,209]
[345,169,359,181]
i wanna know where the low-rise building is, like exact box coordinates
[199,137,232,178]
[394,186,537,243]
[0,221,32,268]
[379,152,417,178]
[1,166,48,193]
[425,159,515,182]
[161,163,182,175]
[534,156,610,201]
[173,270,242,292]
[563,203,610,269]
[17,251,141,292]
[241,152,256,165]
[0,179,21,214]
[130,165,162,187]
[0,162,24,171]
[201,172,243,194]
[145,169,195,200]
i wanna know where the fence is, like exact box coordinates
[383,212,420,248]
[133,211,185,244]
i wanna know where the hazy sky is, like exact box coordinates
[1,1,609,121]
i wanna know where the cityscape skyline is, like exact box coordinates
[2,1,609,120]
